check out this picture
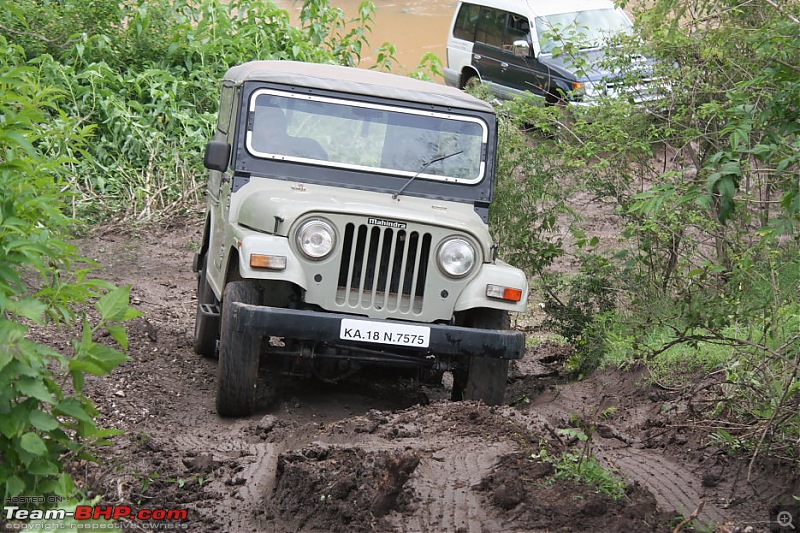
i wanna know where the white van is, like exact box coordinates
[444,0,658,105]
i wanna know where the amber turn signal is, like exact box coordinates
[250,254,287,270]
[485,284,523,302]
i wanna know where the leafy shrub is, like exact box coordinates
[539,255,621,377]
[488,97,570,278]
[477,0,800,468]
[0,44,139,503]
[0,0,122,60]
[532,446,626,500]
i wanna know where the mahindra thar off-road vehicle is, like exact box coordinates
[193,60,529,416]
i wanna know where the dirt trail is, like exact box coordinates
[57,219,793,532]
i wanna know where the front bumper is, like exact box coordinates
[229,303,524,361]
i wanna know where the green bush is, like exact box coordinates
[490,0,800,466]
[0,44,139,504]
[489,97,569,278]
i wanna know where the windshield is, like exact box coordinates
[246,90,488,184]
[535,8,632,54]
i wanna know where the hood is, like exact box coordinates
[234,179,494,255]
[539,48,608,82]
[539,48,655,83]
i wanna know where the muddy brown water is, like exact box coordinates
[274,0,456,73]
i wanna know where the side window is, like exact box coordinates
[453,3,480,41]
[217,84,235,135]
[226,87,240,146]
[475,7,505,48]
[502,13,531,50]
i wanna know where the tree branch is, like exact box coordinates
[0,23,59,45]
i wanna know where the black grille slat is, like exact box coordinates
[368,228,387,307]
[337,223,429,314]
[391,232,409,311]
[350,225,368,306]
[381,229,400,310]
[416,234,431,297]
[336,224,355,298]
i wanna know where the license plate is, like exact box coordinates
[339,318,430,348]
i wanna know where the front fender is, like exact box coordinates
[454,260,529,313]
[233,228,309,290]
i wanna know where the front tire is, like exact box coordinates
[451,309,511,406]
[216,281,261,417]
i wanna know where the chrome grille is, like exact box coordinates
[336,223,431,314]
[605,77,662,102]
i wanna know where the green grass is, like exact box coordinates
[532,447,627,500]
[601,323,738,387]
[525,333,570,348]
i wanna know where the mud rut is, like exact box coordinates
[69,221,785,532]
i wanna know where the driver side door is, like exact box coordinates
[498,12,550,99]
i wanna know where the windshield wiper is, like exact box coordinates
[392,150,463,200]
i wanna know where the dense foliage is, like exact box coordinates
[0,43,140,504]
[621,0,799,470]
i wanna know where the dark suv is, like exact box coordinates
[444,0,661,105]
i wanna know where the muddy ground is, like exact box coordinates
[32,218,799,531]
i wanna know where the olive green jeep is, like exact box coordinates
[193,60,529,416]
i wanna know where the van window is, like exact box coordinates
[453,3,480,40]
[535,8,632,54]
[475,7,506,48]
[476,8,530,50]
[504,13,531,48]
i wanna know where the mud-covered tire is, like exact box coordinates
[193,255,219,358]
[216,281,261,417]
[451,309,511,406]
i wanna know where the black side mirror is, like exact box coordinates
[204,141,231,172]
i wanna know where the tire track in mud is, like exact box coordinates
[522,371,734,527]
[249,403,529,532]
[599,447,729,527]
[387,440,512,533]
[166,425,279,530]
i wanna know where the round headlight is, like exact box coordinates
[437,238,476,278]
[296,219,335,259]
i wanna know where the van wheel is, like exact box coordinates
[462,74,481,91]
[545,87,567,107]
[216,281,261,417]
[193,255,219,358]
[451,309,510,406]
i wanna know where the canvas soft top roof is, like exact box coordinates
[223,60,495,114]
